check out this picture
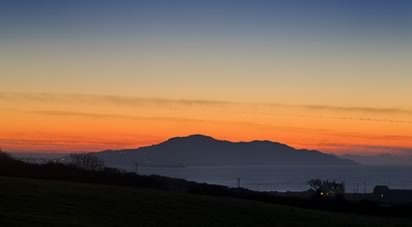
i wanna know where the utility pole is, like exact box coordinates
[134,162,138,174]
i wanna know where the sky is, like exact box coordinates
[1,0,412,155]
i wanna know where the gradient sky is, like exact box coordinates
[1,0,412,155]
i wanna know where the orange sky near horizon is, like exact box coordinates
[1,45,411,156]
[1,92,412,155]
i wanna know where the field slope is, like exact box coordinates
[0,177,410,227]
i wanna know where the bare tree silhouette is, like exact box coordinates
[68,153,104,171]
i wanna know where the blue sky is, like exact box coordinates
[1,0,411,39]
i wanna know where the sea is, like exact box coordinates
[121,165,412,192]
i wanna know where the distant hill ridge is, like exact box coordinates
[97,134,357,167]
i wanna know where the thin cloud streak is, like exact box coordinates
[335,117,412,124]
[303,105,412,115]
[1,92,412,115]
[31,110,211,122]
[325,132,412,141]
[0,92,232,106]
[31,110,333,135]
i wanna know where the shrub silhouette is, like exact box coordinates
[0,149,13,161]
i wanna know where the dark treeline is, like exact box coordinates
[0,151,168,190]
[1,151,412,218]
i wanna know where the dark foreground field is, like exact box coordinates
[0,177,411,227]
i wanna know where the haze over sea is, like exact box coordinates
[112,165,412,193]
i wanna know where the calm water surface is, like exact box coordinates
[117,165,412,192]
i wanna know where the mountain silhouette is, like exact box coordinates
[97,135,357,167]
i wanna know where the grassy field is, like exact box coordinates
[0,177,411,227]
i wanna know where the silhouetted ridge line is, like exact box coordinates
[97,135,358,167]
